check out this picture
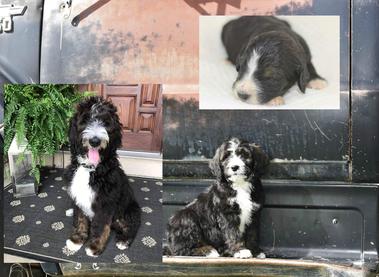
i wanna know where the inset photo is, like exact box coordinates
[3,84,162,263]
[200,16,340,109]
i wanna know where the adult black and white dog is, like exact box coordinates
[167,138,269,258]
[222,16,327,105]
[65,96,141,257]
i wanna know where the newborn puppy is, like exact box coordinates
[222,16,327,105]
[167,138,269,258]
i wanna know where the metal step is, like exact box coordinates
[163,178,379,271]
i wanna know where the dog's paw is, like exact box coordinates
[256,252,266,259]
[65,208,74,217]
[266,96,285,106]
[85,247,99,257]
[206,249,220,258]
[307,78,327,90]
[233,249,252,259]
[66,239,82,252]
[116,241,129,250]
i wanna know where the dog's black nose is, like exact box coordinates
[237,91,250,101]
[89,137,101,147]
[231,165,239,172]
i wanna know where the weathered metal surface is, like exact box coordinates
[163,160,349,181]
[0,0,347,85]
[351,1,379,182]
[163,94,350,180]
[352,91,379,182]
[40,0,332,84]
[352,0,379,90]
[0,0,42,83]
[58,258,369,276]
[41,0,199,84]
[163,95,349,160]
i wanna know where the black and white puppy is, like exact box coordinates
[222,16,327,105]
[167,138,269,258]
[65,96,141,257]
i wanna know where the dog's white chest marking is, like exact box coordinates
[232,50,261,104]
[230,178,260,233]
[69,166,96,219]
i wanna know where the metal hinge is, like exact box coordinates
[0,4,27,33]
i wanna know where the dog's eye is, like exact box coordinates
[221,151,231,161]
[78,119,88,130]
[237,148,250,158]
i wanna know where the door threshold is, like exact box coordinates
[117,150,162,159]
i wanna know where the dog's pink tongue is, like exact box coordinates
[88,148,100,165]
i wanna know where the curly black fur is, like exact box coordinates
[167,138,269,258]
[65,96,141,256]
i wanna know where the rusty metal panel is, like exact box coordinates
[40,0,198,84]
[40,0,311,84]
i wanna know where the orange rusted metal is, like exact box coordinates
[41,0,310,84]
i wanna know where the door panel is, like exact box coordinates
[112,96,136,131]
[101,84,162,153]
[140,84,161,108]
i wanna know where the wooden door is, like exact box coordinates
[85,84,162,153]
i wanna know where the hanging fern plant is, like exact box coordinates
[4,84,91,183]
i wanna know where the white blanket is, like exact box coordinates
[199,16,340,110]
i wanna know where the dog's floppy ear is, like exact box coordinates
[297,62,310,93]
[68,111,80,155]
[209,146,223,180]
[104,100,123,151]
[235,44,249,73]
[249,143,270,177]
[235,54,243,72]
[236,63,240,72]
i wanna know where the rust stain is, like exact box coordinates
[59,0,312,84]
[163,93,199,102]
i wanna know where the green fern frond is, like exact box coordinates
[4,84,90,182]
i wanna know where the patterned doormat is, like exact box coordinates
[4,167,163,263]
